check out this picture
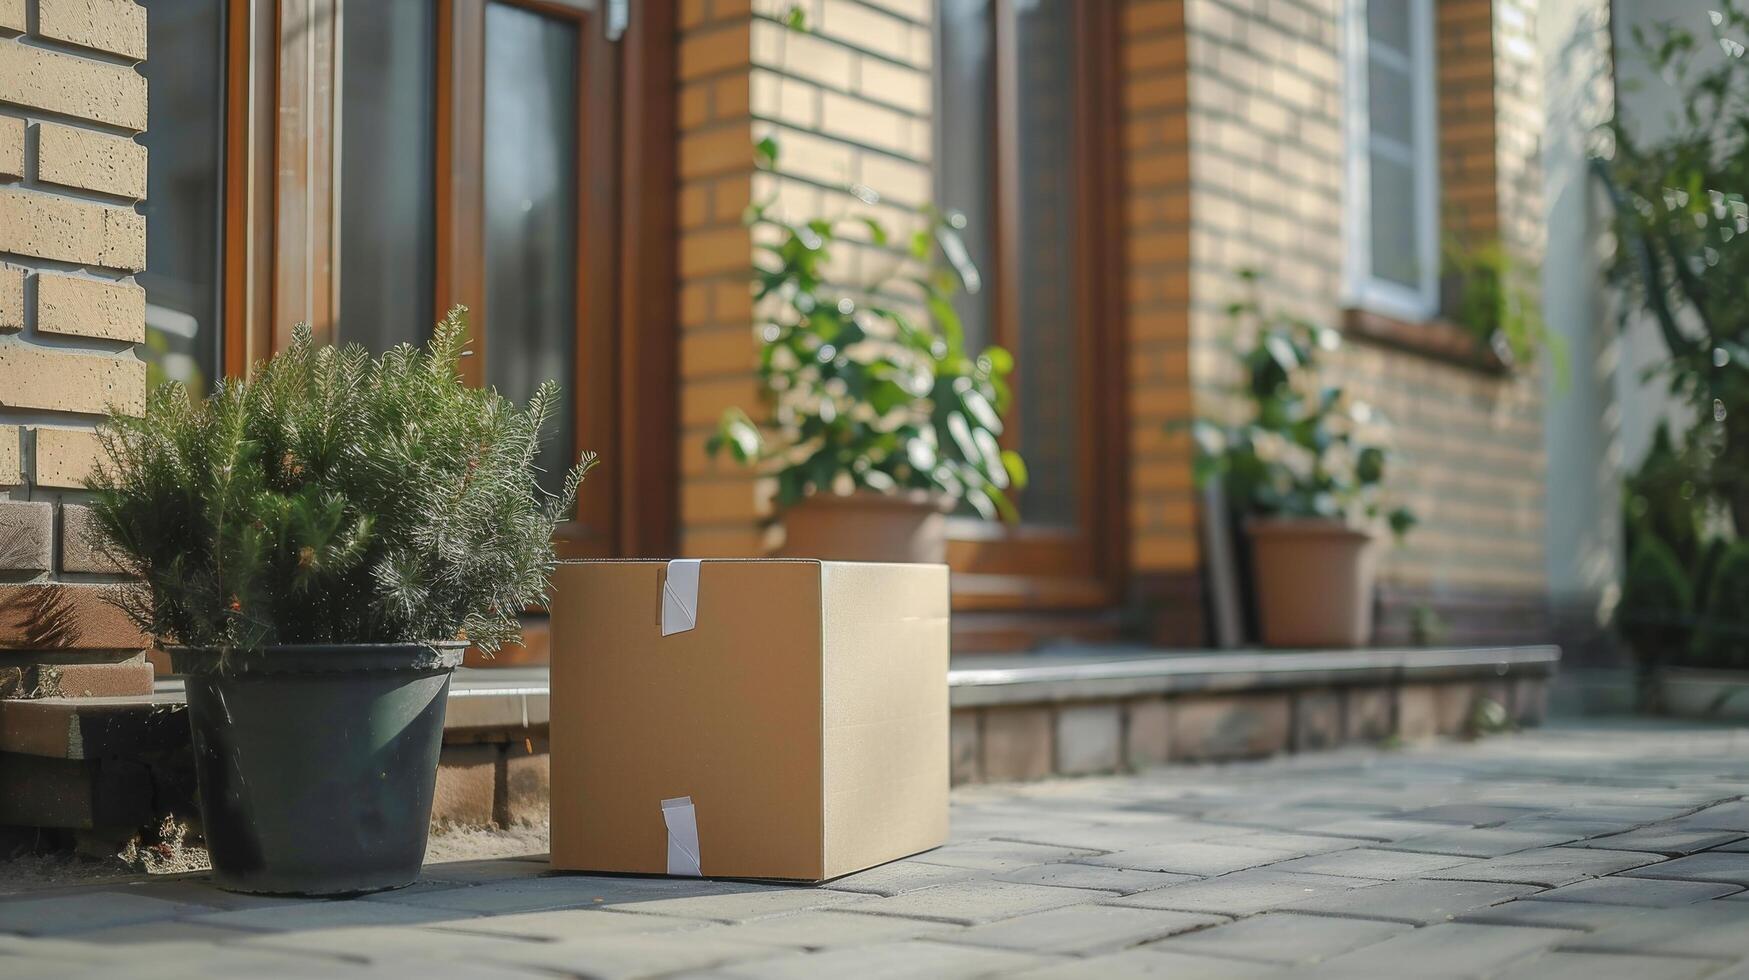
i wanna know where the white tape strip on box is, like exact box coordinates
[661,796,702,876]
[661,559,701,636]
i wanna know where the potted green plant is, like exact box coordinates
[1193,274,1416,647]
[706,138,1026,563]
[87,308,595,896]
[1595,3,1748,711]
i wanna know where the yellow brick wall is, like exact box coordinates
[0,0,148,651]
[1174,0,1549,632]
[1122,1,1200,584]
[676,0,934,558]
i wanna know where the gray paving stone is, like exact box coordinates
[1557,903,1749,958]
[1299,817,1466,842]
[1429,847,1662,887]
[822,861,981,896]
[364,875,764,915]
[1621,851,1749,887]
[1264,847,1472,880]
[939,904,1223,955]
[995,821,1238,853]
[0,892,207,936]
[848,881,1114,926]
[58,921,260,945]
[471,933,776,979]
[695,938,1052,980]
[1154,911,1412,965]
[912,839,1102,872]
[50,941,367,979]
[679,909,962,949]
[242,924,541,963]
[1279,878,1542,925]
[1291,922,1573,978]
[1455,898,1654,931]
[1111,870,1381,916]
[1533,876,1742,906]
[591,885,868,924]
[1394,804,1545,826]
[1664,800,1749,832]
[1487,950,1725,980]
[1384,828,1585,857]
[994,863,1195,895]
[1570,826,1745,855]
[1221,832,1361,856]
[1076,842,1297,876]
[1009,948,1284,978]
[194,898,486,932]
[427,908,703,941]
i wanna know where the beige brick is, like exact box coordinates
[0,0,20,33]
[0,345,143,415]
[0,263,20,331]
[0,189,145,270]
[503,739,549,827]
[858,57,929,115]
[34,426,107,488]
[981,705,1053,782]
[1344,686,1396,741]
[1167,693,1291,762]
[1124,697,1172,768]
[0,41,148,131]
[0,499,51,572]
[432,744,498,828]
[38,0,148,61]
[0,424,17,485]
[36,273,144,342]
[1055,702,1122,775]
[60,503,126,574]
[0,115,21,180]
[950,709,980,785]
[35,123,147,200]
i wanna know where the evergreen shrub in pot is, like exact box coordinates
[707,138,1027,562]
[88,309,595,895]
[1192,274,1416,647]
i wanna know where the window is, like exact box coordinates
[1343,0,1439,321]
[140,0,227,396]
[934,0,1125,620]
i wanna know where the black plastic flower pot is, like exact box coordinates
[169,642,465,897]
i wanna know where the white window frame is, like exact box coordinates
[1341,0,1440,323]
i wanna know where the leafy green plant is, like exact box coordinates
[706,138,1027,520]
[87,307,596,654]
[1595,1,1749,539]
[1692,541,1749,669]
[1442,236,1566,384]
[1617,535,1695,668]
[1191,272,1416,536]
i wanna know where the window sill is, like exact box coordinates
[1341,307,1508,375]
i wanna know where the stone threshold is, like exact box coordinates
[1,646,1559,761]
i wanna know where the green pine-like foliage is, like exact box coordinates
[87,306,597,654]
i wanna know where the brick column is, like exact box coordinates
[676,0,935,558]
[0,0,152,699]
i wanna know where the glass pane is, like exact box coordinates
[1367,57,1414,146]
[1368,153,1420,287]
[139,0,226,396]
[1010,0,1080,526]
[935,0,995,351]
[484,2,578,495]
[338,0,436,352]
[1367,0,1411,53]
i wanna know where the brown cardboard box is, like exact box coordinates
[549,559,950,881]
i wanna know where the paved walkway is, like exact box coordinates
[7,721,1749,978]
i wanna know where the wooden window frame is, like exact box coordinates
[941,0,1128,624]
[219,0,677,559]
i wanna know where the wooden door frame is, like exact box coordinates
[946,0,1127,635]
[221,0,678,559]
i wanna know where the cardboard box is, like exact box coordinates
[549,559,950,881]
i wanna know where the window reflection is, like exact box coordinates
[139,0,226,396]
[483,2,579,496]
[338,0,437,351]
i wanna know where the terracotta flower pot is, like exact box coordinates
[779,491,948,563]
[1247,518,1377,648]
